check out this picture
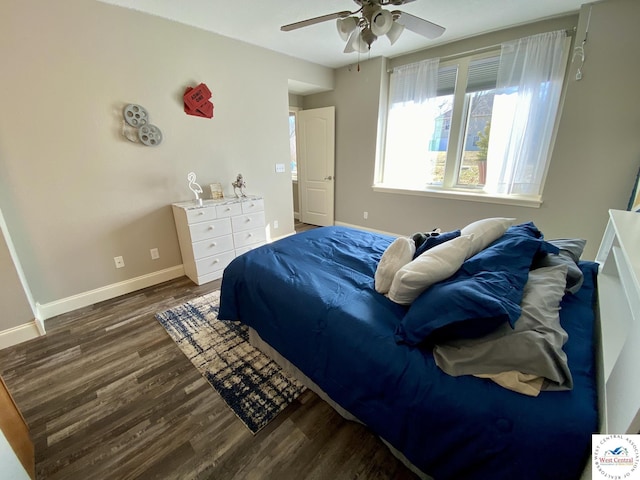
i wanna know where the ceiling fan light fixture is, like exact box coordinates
[346,28,371,53]
[343,28,359,53]
[336,16,358,41]
[370,9,394,36]
[386,20,405,45]
[360,27,377,51]
[281,2,446,56]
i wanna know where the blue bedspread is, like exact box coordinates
[219,226,598,480]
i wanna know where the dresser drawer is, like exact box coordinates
[189,218,232,242]
[234,227,267,249]
[232,212,265,233]
[216,202,243,218]
[192,234,234,260]
[195,250,236,276]
[186,206,217,224]
[241,198,264,214]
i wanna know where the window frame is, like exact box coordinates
[288,108,300,182]
[374,45,567,209]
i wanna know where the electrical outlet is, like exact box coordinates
[273,220,279,229]
[363,211,368,220]
[114,256,125,268]
[275,163,286,173]
[150,248,159,260]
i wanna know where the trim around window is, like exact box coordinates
[376,31,571,208]
[372,184,542,208]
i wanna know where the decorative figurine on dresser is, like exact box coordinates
[187,171,203,206]
[232,173,247,198]
[171,185,265,285]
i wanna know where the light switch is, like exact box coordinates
[275,163,286,173]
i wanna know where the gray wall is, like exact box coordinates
[304,0,640,260]
[0,0,333,307]
[288,94,304,109]
[0,228,33,331]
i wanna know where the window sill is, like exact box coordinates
[372,184,542,208]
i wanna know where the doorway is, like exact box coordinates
[290,106,335,227]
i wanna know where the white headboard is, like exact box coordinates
[594,209,640,434]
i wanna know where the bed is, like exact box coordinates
[218,218,602,480]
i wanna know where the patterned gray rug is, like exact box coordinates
[155,290,306,434]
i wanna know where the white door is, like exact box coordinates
[297,106,335,227]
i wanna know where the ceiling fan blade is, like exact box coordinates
[396,12,445,39]
[281,11,352,32]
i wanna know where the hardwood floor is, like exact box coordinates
[294,220,318,233]
[0,223,419,480]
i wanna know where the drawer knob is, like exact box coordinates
[211,242,217,247]
[198,212,204,216]
[246,218,251,222]
[213,259,219,264]
[248,233,253,237]
[209,226,215,230]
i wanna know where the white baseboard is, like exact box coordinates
[35,317,46,335]
[271,231,296,242]
[0,321,42,350]
[334,221,400,237]
[36,265,185,321]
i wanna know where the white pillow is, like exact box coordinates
[374,237,416,294]
[388,234,473,305]
[461,217,516,259]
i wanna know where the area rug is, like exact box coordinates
[155,290,306,434]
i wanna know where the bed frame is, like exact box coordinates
[247,209,640,479]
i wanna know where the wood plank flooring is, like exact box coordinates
[293,220,318,234]
[0,222,419,480]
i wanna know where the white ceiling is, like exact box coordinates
[98,0,584,70]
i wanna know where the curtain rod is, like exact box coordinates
[387,27,576,73]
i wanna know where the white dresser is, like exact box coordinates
[172,195,266,285]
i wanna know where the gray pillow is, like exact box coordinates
[532,238,586,294]
[433,264,572,393]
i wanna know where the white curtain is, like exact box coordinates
[383,58,439,187]
[485,30,567,196]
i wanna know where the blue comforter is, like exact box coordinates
[219,226,598,480]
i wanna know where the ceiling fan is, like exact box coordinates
[281,0,446,54]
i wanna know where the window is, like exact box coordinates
[289,112,298,180]
[379,30,568,204]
